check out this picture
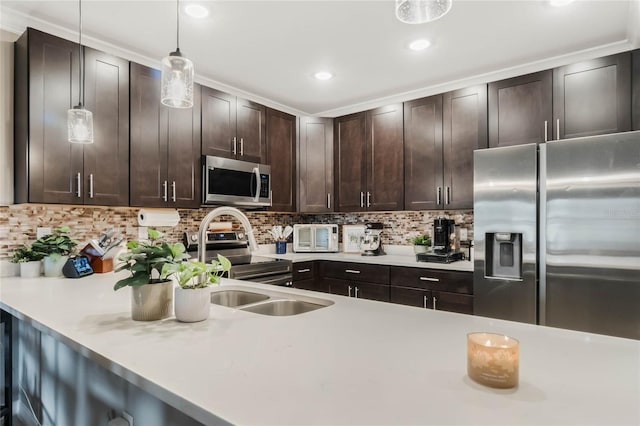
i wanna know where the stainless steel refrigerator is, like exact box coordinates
[473,131,640,340]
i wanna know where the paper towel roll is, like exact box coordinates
[137,209,180,227]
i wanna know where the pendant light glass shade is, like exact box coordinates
[161,49,194,108]
[161,0,194,108]
[68,106,94,144]
[395,0,453,24]
[68,0,93,143]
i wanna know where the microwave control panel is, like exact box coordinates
[260,174,270,198]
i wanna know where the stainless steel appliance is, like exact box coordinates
[184,231,293,287]
[293,224,339,253]
[202,156,271,207]
[474,131,640,339]
[360,222,385,256]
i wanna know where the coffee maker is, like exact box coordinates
[416,218,464,263]
[360,222,385,256]
[433,217,456,254]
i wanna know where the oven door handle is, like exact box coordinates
[253,166,261,202]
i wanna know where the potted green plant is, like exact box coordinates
[11,244,45,278]
[31,226,78,277]
[114,228,190,321]
[410,234,432,254]
[161,254,231,323]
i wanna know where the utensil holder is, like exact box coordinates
[275,241,287,254]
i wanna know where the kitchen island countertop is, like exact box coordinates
[0,272,638,425]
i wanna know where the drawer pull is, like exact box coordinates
[345,269,361,274]
[433,296,438,310]
[423,295,427,309]
[354,286,359,298]
[419,277,439,282]
[297,268,311,273]
[348,285,352,297]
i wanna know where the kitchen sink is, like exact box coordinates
[210,290,270,307]
[239,299,328,316]
[210,286,333,316]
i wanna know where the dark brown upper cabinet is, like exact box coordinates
[130,63,201,208]
[266,108,296,212]
[553,52,631,140]
[442,85,488,210]
[334,105,404,212]
[201,87,266,163]
[298,116,334,213]
[14,28,129,206]
[488,71,553,148]
[632,49,640,131]
[335,112,367,212]
[404,95,443,210]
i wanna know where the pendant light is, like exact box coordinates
[67,0,93,144]
[161,0,194,108]
[395,0,453,24]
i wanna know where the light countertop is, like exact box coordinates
[0,272,638,425]
[256,244,475,272]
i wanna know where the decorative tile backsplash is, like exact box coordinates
[0,204,473,259]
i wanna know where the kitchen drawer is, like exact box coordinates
[432,291,474,315]
[390,267,472,294]
[292,261,315,282]
[320,261,390,284]
[390,286,432,309]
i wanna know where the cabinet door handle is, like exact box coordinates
[327,193,331,209]
[446,187,451,205]
[423,295,427,309]
[171,181,176,202]
[419,277,439,282]
[556,118,560,140]
[240,138,244,156]
[345,269,361,274]
[297,268,311,273]
[76,172,82,198]
[544,120,548,143]
[360,191,364,208]
[366,191,371,208]
[89,174,94,198]
[433,296,438,310]
[354,286,359,298]
[162,180,168,202]
[348,285,352,297]
[437,187,442,205]
[232,137,237,155]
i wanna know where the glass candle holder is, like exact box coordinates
[467,332,519,389]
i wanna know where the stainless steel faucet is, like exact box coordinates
[197,206,259,263]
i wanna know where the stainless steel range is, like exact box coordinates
[183,231,293,287]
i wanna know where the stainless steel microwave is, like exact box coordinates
[293,224,339,252]
[202,156,271,207]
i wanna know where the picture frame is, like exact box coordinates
[342,225,366,253]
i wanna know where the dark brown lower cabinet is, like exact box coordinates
[633,49,640,131]
[326,278,390,302]
[390,286,432,309]
[294,279,330,293]
[432,291,474,315]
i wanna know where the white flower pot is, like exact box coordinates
[20,260,42,278]
[413,245,430,254]
[131,281,174,321]
[174,286,212,323]
[43,255,68,277]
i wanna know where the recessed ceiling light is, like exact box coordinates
[185,4,209,18]
[314,71,333,81]
[549,0,575,6]
[409,39,431,51]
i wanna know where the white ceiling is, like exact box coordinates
[1,0,638,117]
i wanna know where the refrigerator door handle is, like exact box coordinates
[538,144,548,325]
[544,120,548,143]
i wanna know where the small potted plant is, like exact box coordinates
[11,244,44,278]
[161,254,231,323]
[114,228,190,321]
[410,234,432,254]
[31,226,78,277]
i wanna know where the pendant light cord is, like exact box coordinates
[78,0,84,107]
[176,0,180,51]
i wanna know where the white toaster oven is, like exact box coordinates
[293,224,339,253]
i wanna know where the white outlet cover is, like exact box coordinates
[36,227,52,239]
[459,228,468,241]
[137,227,148,241]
